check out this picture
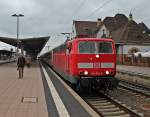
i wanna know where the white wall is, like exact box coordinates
[96,25,109,38]
[118,45,150,54]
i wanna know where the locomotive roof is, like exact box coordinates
[72,38,114,42]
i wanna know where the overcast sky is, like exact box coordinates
[0,0,150,53]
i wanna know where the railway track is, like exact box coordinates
[82,92,144,117]
[43,63,146,117]
[119,80,150,97]
[80,79,150,117]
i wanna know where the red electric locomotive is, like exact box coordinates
[41,38,118,92]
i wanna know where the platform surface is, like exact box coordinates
[117,64,150,86]
[117,65,150,77]
[0,62,99,117]
[0,62,48,117]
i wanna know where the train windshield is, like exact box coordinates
[78,41,113,54]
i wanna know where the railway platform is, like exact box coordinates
[0,62,48,117]
[0,62,99,117]
[0,59,15,64]
[117,64,150,86]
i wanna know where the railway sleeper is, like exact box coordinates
[94,105,116,109]
[98,107,120,112]
[92,102,111,106]
[104,114,130,117]
[102,110,126,116]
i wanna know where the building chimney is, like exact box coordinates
[97,18,102,27]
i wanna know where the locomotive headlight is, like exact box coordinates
[96,54,99,58]
[84,71,88,75]
[105,70,109,75]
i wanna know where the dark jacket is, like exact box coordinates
[17,56,25,67]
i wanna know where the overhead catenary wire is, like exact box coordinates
[73,0,88,17]
[86,0,113,18]
[65,0,88,23]
[141,18,150,22]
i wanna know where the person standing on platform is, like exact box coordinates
[17,54,26,79]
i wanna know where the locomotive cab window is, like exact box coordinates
[78,41,113,54]
[97,42,112,53]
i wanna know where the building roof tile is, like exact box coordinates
[73,20,102,37]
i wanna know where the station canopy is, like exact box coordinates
[0,36,49,58]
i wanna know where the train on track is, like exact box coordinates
[40,38,118,92]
